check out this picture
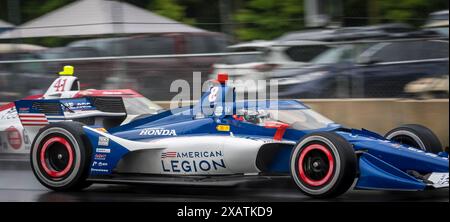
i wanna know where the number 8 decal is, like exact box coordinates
[208,86,219,102]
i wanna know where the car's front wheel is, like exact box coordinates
[31,122,92,191]
[290,132,357,198]
[385,124,442,154]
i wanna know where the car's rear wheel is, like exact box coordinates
[31,122,92,191]
[385,124,442,153]
[290,132,357,198]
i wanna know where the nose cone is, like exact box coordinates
[357,138,448,173]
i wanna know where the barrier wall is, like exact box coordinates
[301,99,449,148]
[155,99,449,148]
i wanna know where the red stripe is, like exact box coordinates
[18,115,46,118]
[21,119,48,123]
[0,102,14,112]
[22,124,48,126]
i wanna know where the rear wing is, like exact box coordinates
[15,97,127,137]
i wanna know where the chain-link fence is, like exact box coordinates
[0,37,448,102]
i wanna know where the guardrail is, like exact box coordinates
[0,51,261,64]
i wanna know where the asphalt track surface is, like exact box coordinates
[0,155,448,202]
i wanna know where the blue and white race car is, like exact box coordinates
[15,74,448,198]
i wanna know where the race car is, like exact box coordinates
[16,74,448,198]
[0,66,162,154]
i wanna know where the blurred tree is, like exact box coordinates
[234,0,305,40]
[21,0,75,22]
[147,0,195,24]
[1,0,449,44]
[376,0,449,26]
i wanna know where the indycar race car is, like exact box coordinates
[16,74,448,198]
[0,66,162,154]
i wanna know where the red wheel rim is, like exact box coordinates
[298,144,334,186]
[39,137,74,178]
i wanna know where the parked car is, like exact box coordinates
[424,10,448,37]
[0,43,52,102]
[209,40,331,94]
[276,23,420,42]
[36,32,228,100]
[404,74,449,99]
[272,39,449,98]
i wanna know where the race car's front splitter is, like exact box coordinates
[355,152,449,190]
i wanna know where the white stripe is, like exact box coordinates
[20,117,48,121]
[18,113,46,116]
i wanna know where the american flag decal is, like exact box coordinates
[18,114,48,126]
[161,152,177,158]
[18,114,65,126]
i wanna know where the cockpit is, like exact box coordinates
[233,105,334,130]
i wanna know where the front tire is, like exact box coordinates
[30,122,92,191]
[385,124,442,153]
[290,132,357,198]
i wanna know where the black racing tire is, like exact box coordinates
[290,131,357,198]
[30,122,92,191]
[385,124,442,154]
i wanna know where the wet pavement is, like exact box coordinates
[0,156,448,202]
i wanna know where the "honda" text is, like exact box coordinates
[139,128,177,136]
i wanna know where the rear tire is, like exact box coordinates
[290,132,357,198]
[30,122,92,191]
[385,124,442,153]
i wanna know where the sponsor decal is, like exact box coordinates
[94,153,107,160]
[96,148,111,153]
[6,127,22,150]
[139,128,177,136]
[91,168,109,173]
[18,107,29,112]
[1,108,18,120]
[61,102,93,111]
[390,143,402,148]
[92,161,108,167]
[428,173,449,188]
[161,150,226,173]
[98,136,109,146]
[216,124,230,132]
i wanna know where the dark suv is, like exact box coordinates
[273,39,449,98]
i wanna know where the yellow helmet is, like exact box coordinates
[59,65,74,76]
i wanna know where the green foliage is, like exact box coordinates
[21,0,75,22]
[234,0,305,41]
[377,0,449,25]
[148,0,195,25]
[1,0,449,44]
